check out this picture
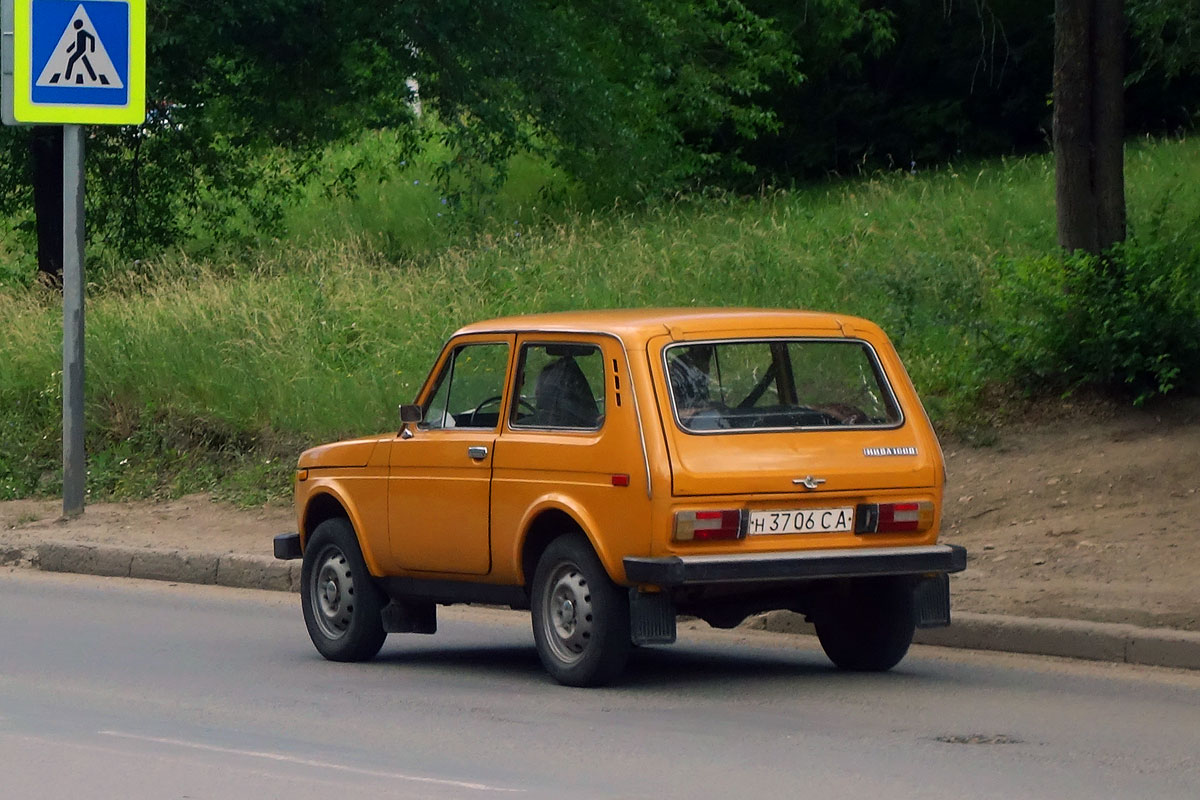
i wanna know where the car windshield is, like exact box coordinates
[665,339,901,432]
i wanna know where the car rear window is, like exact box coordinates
[664,339,902,433]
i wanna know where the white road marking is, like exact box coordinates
[99,730,522,793]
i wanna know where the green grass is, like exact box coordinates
[1,135,1197,503]
[283,129,580,260]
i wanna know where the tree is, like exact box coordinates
[1053,0,1126,255]
[1128,0,1200,79]
[352,0,796,200]
[733,0,1194,186]
[29,128,63,285]
[0,0,796,275]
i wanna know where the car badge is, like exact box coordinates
[863,446,919,457]
[793,476,826,490]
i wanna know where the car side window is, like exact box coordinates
[511,343,605,430]
[420,342,511,429]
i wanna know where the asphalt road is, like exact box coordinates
[1,571,1197,799]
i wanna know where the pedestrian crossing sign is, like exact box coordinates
[3,0,145,125]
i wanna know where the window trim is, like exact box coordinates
[661,337,906,436]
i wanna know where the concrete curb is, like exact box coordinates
[2,540,301,594]
[5,541,1198,671]
[757,610,1200,671]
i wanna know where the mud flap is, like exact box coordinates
[381,599,437,634]
[629,589,676,645]
[914,573,951,628]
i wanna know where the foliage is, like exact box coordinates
[2,137,1197,502]
[0,0,423,265]
[0,0,799,263]
[730,0,1061,180]
[2,0,1196,268]
[993,232,1200,404]
[284,133,577,261]
[0,216,36,288]
[399,0,797,200]
[1129,0,1200,80]
[731,0,1199,183]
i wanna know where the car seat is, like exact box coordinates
[533,358,600,428]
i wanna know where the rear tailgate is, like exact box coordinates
[665,426,937,496]
[647,330,941,497]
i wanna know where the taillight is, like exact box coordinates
[855,501,934,533]
[674,509,746,541]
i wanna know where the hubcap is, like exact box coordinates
[541,563,594,665]
[558,598,576,629]
[309,545,354,640]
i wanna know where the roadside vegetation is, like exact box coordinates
[1,2,1197,504]
[1,135,1198,503]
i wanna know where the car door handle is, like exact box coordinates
[467,445,489,461]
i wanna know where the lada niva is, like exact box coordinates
[275,308,966,686]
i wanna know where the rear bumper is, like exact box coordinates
[623,543,966,587]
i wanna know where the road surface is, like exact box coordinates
[1,570,1197,799]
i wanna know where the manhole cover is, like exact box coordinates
[934,734,1023,745]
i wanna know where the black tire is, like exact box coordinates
[301,517,388,662]
[531,533,631,687]
[814,576,916,671]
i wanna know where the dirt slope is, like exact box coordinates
[944,398,1200,630]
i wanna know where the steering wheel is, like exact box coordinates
[467,395,536,426]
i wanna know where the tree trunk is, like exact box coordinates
[1053,0,1126,256]
[30,126,64,286]
[1093,0,1126,252]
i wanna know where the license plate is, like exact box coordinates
[747,507,854,535]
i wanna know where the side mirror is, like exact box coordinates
[399,404,423,424]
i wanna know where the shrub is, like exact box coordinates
[994,235,1200,403]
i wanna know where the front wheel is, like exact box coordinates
[531,534,631,687]
[301,517,387,662]
[814,577,915,671]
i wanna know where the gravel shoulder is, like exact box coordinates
[3,398,1198,631]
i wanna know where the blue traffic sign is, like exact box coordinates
[3,0,146,125]
[31,1,129,105]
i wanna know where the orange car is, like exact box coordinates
[275,308,966,686]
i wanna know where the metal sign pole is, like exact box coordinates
[62,123,85,516]
[5,0,145,517]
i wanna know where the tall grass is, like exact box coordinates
[1,135,1197,502]
[283,130,579,260]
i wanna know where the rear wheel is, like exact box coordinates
[531,533,631,686]
[814,576,915,671]
[301,517,387,662]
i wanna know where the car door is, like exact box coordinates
[388,335,514,575]
[489,335,653,582]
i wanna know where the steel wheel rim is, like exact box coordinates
[309,544,355,640]
[540,561,594,665]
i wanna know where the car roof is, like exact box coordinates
[453,307,881,346]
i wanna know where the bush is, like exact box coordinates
[994,235,1200,403]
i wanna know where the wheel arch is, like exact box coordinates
[517,503,616,593]
[303,491,349,539]
[300,484,387,576]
